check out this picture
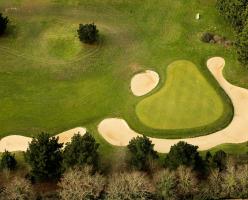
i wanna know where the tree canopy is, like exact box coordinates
[127,135,158,171]
[25,133,63,181]
[164,141,204,172]
[77,23,99,44]
[63,133,99,169]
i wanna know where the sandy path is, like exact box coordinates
[131,70,159,96]
[0,127,86,152]
[98,57,248,153]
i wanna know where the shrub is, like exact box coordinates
[127,135,158,171]
[105,171,154,200]
[0,13,9,35]
[77,23,99,44]
[2,177,35,200]
[58,166,105,200]
[0,151,17,170]
[25,133,63,181]
[201,32,214,43]
[63,133,99,169]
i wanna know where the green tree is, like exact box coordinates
[236,22,248,66]
[25,133,63,181]
[216,0,248,31]
[63,133,99,169]
[164,142,205,172]
[0,13,8,35]
[77,23,99,44]
[0,151,17,170]
[127,135,158,171]
[212,150,227,171]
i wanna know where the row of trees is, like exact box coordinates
[216,0,248,66]
[1,132,246,199]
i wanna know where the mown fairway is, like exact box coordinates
[0,0,243,141]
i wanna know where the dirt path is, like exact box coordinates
[131,70,159,96]
[98,57,248,153]
[0,127,86,152]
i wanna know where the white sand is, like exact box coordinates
[98,57,248,153]
[0,127,86,152]
[131,70,159,96]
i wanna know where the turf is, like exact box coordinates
[0,0,245,144]
[136,60,224,130]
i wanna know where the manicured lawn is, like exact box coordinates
[0,0,245,145]
[136,60,225,130]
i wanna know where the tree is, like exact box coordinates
[212,150,227,171]
[164,142,205,172]
[127,135,158,171]
[0,13,8,35]
[58,166,105,200]
[236,22,248,66]
[63,133,99,169]
[1,177,35,200]
[77,23,99,44]
[25,133,63,181]
[154,169,178,200]
[216,0,248,31]
[0,151,17,170]
[105,171,154,200]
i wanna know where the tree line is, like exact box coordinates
[0,132,247,199]
[216,0,248,67]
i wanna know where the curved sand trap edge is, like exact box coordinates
[0,127,86,152]
[131,70,159,96]
[98,57,248,153]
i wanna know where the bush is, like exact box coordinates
[1,177,35,200]
[63,133,99,169]
[58,166,105,200]
[0,151,17,170]
[77,23,99,44]
[105,171,154,200]
[25,133,63,182]
[201,32,214,43]
[0,13,8,35]
[127,135,158,171]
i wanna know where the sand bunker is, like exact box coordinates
[98,57,248,153]
[131,70,159,96]
[0,127,86,152]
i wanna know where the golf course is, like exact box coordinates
[0,0,248,153]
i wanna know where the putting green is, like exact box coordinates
[136,60,224,130]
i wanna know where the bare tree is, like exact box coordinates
[154,169,178,200]
[105,171,154,200]
[58,166,106,200]
[1,177,35,200]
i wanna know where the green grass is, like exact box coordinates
[0,0,247,151]
[136,60,231,138]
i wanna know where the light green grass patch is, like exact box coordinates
[136,60,224,129]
